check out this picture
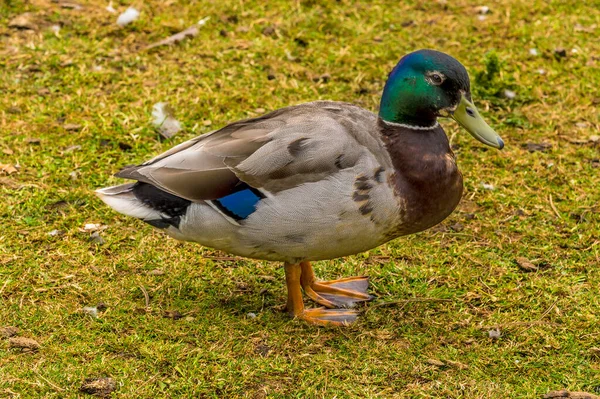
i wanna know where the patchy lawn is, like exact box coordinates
[1,0,599,397]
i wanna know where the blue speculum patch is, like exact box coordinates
[214,185,263,220]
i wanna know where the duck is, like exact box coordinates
[96,49,504,326]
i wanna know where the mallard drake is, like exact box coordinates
[97,49,503,326]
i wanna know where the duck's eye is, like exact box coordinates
[430,73,444,85]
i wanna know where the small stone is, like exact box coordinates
[9,337,40,350]
[450,223,464,232]
[202,120,212,126]
[537,69,546,75]
[80,377,116,397]
[481,183,495,190]
[69,171,78,181]
[247,312,257,319]
[529,48,538,56]
[26,137,41,144]
[47,229,64,237]
[89,232,105,245]
[254,108,266,114]
[262,26,276,36]
[0,326,19,338]
[488,328,501,339]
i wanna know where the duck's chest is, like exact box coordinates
[391,154,463,236]
[380,124,464,237]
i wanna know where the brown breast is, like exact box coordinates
[378,119,464,237]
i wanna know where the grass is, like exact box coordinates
[1,0,599,397]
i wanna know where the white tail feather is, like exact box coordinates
[96,184,163,220]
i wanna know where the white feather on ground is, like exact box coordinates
[116,7,140,27]
[152,102,182,139]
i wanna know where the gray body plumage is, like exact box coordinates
[96,100,462,263]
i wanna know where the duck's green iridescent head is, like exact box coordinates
[380,49,504,149]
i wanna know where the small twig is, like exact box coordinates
[548,194,562,219]
[516,299,558,335]
[139,285,150,311]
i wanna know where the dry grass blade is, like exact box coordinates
[144,25,199,50]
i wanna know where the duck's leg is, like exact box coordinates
[284,262,359,326]
[300,261,372,309]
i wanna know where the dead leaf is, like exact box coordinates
[544,391,599,399]
[80,377,116,397]
[574,23,597,33]
[426,358,445,367]
[545,392,570,399]
[8,13,38,30]
[9,337,40,351]
[1,326,19,338]
[64,123,82,131]
[516,257,538,272]
[60,2,83,10]
[525,142,552,152]
[445,360,469,369]
[145,25,199,50]
[83,223,103,232]
[163,310,183,320]
[589,347,600,359]
[0,164,18,174]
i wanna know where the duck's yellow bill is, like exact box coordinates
[452,94,504,149]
